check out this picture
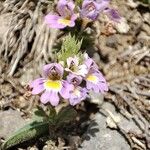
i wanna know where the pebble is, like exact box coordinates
[0,109,26,139]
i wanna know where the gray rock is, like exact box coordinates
[79,102,135,150]
[106,35,118,49]
[0,109,26,139]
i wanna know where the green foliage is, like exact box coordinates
[1,106,77,149]
[1,121,49,150]
[75,0,83,6]
[32,106,48,121]
[55,106,77,128]
[139,0,150,4]
[57,34,82,63]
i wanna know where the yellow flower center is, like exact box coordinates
[58,18,71,26]
[86,74,98,84]
[44,80,62,91]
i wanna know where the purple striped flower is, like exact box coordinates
[84,53,108,93]
[67,74,87,106]
[45,0,77,29]
[80,0,120,21]
[80,0,110,20]
[30,63,73,106]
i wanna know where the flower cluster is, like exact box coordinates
[30,53,108,106]
[45,0,120,29]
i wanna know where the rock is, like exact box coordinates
[115,17,130,34]
[141,23,150,36]
[0,109,26,139]
[89,92,104,105]
[127,0,138,8]
[79,102,142,150]
[106,35,118,48]
[143,13,150,25]
[137,31,150,44]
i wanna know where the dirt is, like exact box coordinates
[0,0,150,150]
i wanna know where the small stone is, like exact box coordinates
[0,109,26,139]
[143,13,150,25]
[127,0,138,8]
[142,23,150,36]
[106,35,118,48]
[115,17,130,34]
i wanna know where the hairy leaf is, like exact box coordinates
[58,34,82,63]
[2,121,49,150]
[55,106,77,128]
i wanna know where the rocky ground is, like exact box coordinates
[0,0,150,150]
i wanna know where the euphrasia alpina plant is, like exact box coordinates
[1,1,115,149]
[45,0,120,29]
[1,35,108,150]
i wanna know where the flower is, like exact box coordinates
[80,0,110,20]
[85,68,108,93]
[84,53,108,93]
[67,74,87,106]
[65,56,88,77]
[45,0,77,29]
[84,53,99,70]
[80,0,120,22]
[30,63,73,106]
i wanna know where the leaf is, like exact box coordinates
[75,0,83,6]
[55,106,77,128]
[1,121,49,150]
[139,0,150,4]
[48,105,57,120]
[32,106,48,121]
[57,34,82,63]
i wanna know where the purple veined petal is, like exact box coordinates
[86,81,93,90]
[82,0,91,8]
[49,91,60,106]
[43,63,64,78]
[44,14,66,29]
[69,20,75,27]
[96,0,110,11]
[67,1,75,11]
[29,78,45,88]
[60,81,74,99]
[41,90,60,106]
[98,82,109,92]
[57,0,75,18]
[93,84,100,93]
[68,14,77,27]
[50,91,59,106]
[80,1,98,20]
[69,87,87,106]
[69,96,81,106]
[67,74,82,86]
[104,8,121,22]
[40,90,51,104]
[96,72,107,82]
[57,0,67,6]
[80,0,110,20]
[30,78,45,94]
[57,0,75,12]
